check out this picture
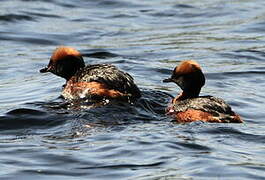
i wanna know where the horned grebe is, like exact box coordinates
[163,60,242,123]
[40,46,141,102]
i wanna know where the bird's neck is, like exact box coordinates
[172,88,201,103]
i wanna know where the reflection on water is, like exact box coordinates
[0,0,265,179]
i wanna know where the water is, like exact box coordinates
[1,0,265,179]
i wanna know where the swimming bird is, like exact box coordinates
[40,46,141,103]
[163,60,243,123]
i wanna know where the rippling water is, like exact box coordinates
[1,0,265,179]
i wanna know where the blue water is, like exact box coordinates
[1,0,265,179]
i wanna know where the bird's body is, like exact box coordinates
[40,46,141,103]
[163,60,242,123]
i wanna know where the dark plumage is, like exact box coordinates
[163,60,242,123]
[40,46,141,102]
[71,64,141,99]
[167,96,242,123]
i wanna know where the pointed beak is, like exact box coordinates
[40,66,50,73]
[163,77,174,83]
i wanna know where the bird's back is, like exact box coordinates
[167,96,242,123]
[71,64,141,99]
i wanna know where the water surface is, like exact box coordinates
[1,0,265,179]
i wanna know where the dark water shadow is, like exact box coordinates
[0,89,172,136]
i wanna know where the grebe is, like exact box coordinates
[163,60,242,123]
[40,46,141,102]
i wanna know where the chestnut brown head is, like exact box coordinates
[40,46,85,80]
[163,60,205,97]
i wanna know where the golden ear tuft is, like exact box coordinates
[175,60,202,75]
[51,46,82,62]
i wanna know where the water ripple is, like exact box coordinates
[0,14,35,22]
[0,0,265,179]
